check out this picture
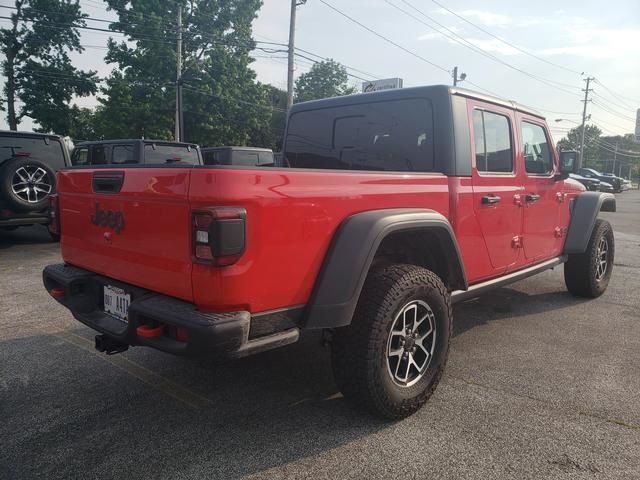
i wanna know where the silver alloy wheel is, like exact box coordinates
[386,299,436,388]
[11,166,52,203]
[595,236,609,281]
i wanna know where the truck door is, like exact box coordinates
[470,104,524,277]
[518,117,564,261]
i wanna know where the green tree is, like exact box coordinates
[249,84,286,150]
[294,59,356,103]
[98,0,271,146]
[556,124,602,167]
[0,0,98,132]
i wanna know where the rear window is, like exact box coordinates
[144,144,199,164]
[112,144,137,164]
[203,150,224,165]
[0,134,66,169]
[284,99,435,172]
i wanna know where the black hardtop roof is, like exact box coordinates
[75,139,199,147]
[0,130,64,139]
[289,84,545,120]
[201,146,273,152]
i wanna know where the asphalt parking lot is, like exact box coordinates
[1,191,639,480]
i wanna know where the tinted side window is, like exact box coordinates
[112,144,136,164]
[90,145,108,165]
[473,110,513,173]
[0,135,65,169]
[203,150,221,165]
[232,151,260,166]
[522,122,553,175]
[72,147,89,166]
[144,144,199,164]
[285,98,435,172]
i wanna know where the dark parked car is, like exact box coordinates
[201,146,274,166]
[71,139,202,166]
[579,168,622,193]
[0,131,70,236]
[569,173,600,191]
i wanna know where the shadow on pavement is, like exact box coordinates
[1,331,388,479]
[0,225,54,249]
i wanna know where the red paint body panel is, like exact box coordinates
[58,169,194,301]
[188,169,449,312]
[56,97,584,317]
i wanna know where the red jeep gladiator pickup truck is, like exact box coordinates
[43,86,615,419]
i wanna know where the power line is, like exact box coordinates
[385,0,582,97]
[591,100,636,123]
[593,78,640,107]
[428,0,584,76]
[317,0,449,74]
[592,91,637,115]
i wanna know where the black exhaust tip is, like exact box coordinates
[95,334,129,355]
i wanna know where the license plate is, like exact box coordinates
[103,285,131,322]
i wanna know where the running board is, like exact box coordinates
[451,256,567,304]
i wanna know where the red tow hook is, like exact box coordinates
[137,324,164,338]
[49,287,66,299]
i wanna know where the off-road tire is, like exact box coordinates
[331,264,451,420]
[0,157,56,212]
[564,219,614,298]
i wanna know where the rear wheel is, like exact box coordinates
[0,158,55,212]
[331,264,451,419]
[564,219,614,297]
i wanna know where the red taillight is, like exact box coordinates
[49,287,65,299]
[192,207,246,266]
[48,194,60,236]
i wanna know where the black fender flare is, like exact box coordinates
[564,192,616,254]
[303,208,467,329]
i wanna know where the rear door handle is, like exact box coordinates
[481,194,501,205]
[525,193,541,203]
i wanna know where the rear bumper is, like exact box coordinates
[42,263,298,358]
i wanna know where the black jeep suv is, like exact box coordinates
[0,131,70,236]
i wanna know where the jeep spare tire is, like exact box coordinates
[0,157,56,211]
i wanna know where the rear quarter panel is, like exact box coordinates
[189,167,450,313]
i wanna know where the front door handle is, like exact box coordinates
[525,193,541,203]
[481,194,501,205]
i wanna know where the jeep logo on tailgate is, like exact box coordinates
[91,203,125,234]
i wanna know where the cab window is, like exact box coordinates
[521,122,553,175]
[112,144,136,164]
[72,147,89,166]
[473,110,513,174]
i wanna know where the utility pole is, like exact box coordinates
[579,76,594,167]
[287,0,306,111]
[452,66,466,87]
[175,4,183,142]
[612,142,618,174]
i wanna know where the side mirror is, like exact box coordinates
[559,150,580,175]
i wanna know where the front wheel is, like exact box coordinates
[331,264,451,420]
[564,219,614,298]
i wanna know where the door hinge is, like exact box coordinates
[511,235,523,248]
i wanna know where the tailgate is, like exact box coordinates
[58,168,195,301]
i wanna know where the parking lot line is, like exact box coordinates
[52,330,212,410]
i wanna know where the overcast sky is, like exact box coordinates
[4,0,640,140]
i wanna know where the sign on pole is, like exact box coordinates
[362,78,403,93]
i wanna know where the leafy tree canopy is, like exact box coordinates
[0,0,98,133]
[294,59,356,103]
[98,0,272,146]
